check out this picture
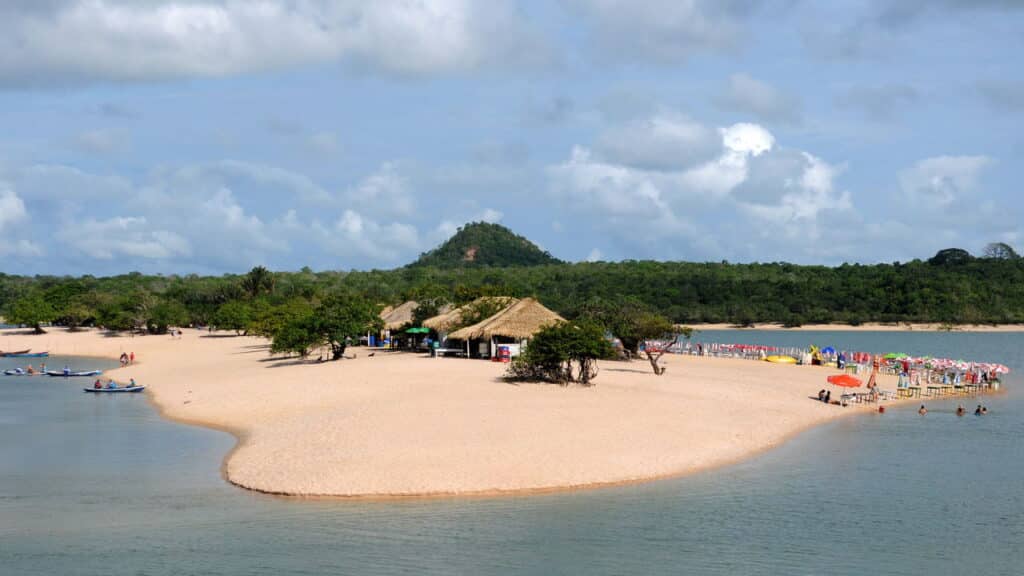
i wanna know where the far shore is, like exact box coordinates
[687,322,1024,333]
[0,328,972,498]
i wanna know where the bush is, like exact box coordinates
[507,321,613,386]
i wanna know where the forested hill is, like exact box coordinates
[409,222,561,268]
[3,243,1024,331]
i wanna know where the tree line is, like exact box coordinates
[3,244,1024,339]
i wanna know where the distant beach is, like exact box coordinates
[1,328,938,498]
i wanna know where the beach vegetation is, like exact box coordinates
[508,321,613,386]
[241,266,275,298]
[270,294,382,361]
[212,300,254,335]
[6,291,55,334]
[4,230,1024,332]
[146,300,189,335]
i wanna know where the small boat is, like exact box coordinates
[765,355,798,364]
[83,386,145,394]
[0,349,31,357]
[46,370,103,377]
[3,368,28,376]
[6,352,49,358]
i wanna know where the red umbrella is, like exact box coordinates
[827,374,862,388]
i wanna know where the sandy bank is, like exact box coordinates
[2,328,922,498]
[688,322,1024,333]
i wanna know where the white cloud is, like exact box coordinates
[899,155,993,207]
[56,216,191,260]
[0,0,537,86]
[320,209,419,263]
[546,111,860,261]
[478,208,504,223]
[595,111,720,170]
[0,185,28,232]
[739,153,853,241]
[717,73,802,124]
[0,159,435,271]
[720,122,775,156]
[586,248,603,262]
[345,163,415,218]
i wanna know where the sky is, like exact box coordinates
[0,0,1021,275]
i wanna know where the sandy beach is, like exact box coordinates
[1,328,919,498]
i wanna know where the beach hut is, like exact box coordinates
[380,301,418,331]
[447,298,564,359]
[375,301,418,348]
[423,297,519,345]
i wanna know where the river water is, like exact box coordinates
[1,331,1022,575]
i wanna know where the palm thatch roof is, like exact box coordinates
[448,298,564,341]
[422,297,518,332]
[380,301,418,330]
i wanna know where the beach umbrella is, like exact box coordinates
[821,346,836,355]
[827,374,862,388]
[404,327,430,334]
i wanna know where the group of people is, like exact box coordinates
[93,377,137,389]
[21,362,45,375]
[119,352,135,367]
[817,389,832,403]
[917,404,989,416]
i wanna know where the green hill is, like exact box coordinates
[409,222,561,268]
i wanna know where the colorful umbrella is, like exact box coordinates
[827,374,862,388]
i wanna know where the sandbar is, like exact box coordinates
[2,328,926,498]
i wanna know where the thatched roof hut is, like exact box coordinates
[380,301,418,330]
[448,298,563,341]
[422,297,518,333]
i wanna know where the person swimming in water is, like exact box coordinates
[975,404,983,416]
[918,405,927,415]
[956,404,966,417]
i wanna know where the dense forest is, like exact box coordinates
[2,224,1024,333]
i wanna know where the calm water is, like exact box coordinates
[2,331,1022,575]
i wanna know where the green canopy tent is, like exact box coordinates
[405,327,430,334]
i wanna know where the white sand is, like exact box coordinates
[2,328,919,498]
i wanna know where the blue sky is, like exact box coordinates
[0,0,1021,275]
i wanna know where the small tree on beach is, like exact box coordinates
[315,294,382,360]
[576,297,684,375]
[212,300,253,335]
[7,292,55,334]
[270,294,382,361]
[508,321,613,386]
[147,300,189,335]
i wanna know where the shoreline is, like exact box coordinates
[0,328,979,499]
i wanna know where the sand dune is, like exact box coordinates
[1,328,908,497]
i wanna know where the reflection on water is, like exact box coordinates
[1,332,1023,575]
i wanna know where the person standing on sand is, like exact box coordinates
[119,352,128,367]
[129,351,135,364]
